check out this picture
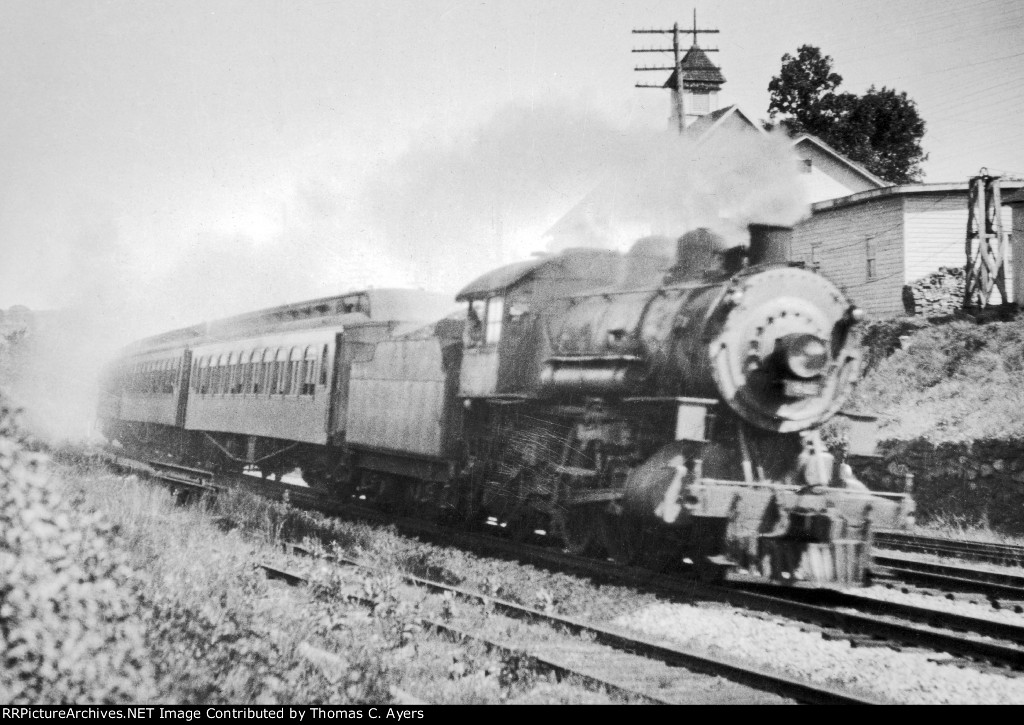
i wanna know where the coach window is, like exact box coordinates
[267,348,282,394]
[253,350,266,394]
[258,349,269,394]
[207,356,216,394]
[236,351,246,394]
[215,354,225,393]
[204,357,213,395]
[236,352,246,395]
[203,357,213,395]
[257,349,270,394]
[243,351,255,394]
[301,346,317,396]
[284,347,299,395]
[234,351,245,394]
[277,348,290,394]
[222,354,232,395]
[226,353,237,395]
[223,354,233,395]
[222,354,232,394]
[319,345,329,386]
[266,350,277,395]
[210,354,221,393]
[865,239,877,281]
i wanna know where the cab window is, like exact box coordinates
[485,296,504,344]
[465,296,503,348]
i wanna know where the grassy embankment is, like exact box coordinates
[850,316,1024,541]
[3,400,639,704]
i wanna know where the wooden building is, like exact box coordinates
[789,184,1020,317]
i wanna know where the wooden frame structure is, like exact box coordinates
[963,172,1009,311]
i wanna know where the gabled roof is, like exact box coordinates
[790,133,888,188]
[683,104,761,139]
[664,45,726,90]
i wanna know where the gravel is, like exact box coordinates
[855,584,1024,626]
[613,602,1024,704]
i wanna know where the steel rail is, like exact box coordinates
[265,556,872,705]
[875,531,1024,567]
[873,554,1024,600]
[256,563,677,704]
[105,451,1024,674]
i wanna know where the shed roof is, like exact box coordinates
[1004,188,1024,206]
[809,181,1024,214]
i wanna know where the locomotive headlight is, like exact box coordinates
[783,334,829,379]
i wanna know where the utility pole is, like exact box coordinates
[633,10,720,134]
[963,169,1010,312]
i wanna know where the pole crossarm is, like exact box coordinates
[632,47,719,53]
[631,12,721,136]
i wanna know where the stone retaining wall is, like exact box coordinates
[852,438,1024,532]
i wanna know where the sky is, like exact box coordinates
[2,0,1022,338]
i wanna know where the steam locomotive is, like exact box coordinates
[99,225,914,586]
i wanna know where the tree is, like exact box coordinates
[768,45,928,184]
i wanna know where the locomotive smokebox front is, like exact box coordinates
[705,263,864,433]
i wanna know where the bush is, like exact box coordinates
[856,316,932,374]
[0,401,154,703]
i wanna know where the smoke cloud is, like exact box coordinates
[6,99,811,442]
[364,102,809,290]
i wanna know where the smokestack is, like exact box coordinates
[748,224,792,266]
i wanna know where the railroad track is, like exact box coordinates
[104,451,1024,676]
[872,552,1024,602]
[259,555,870,705]
[875,531,1024,568]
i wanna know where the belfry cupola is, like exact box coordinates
[664,44,726,127]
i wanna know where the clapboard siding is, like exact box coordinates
[904,195,1014,301]
[793,139,883,204]
[791,196,905,317]
[1014,205,1024,304]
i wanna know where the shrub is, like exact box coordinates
[0,401,155,703]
